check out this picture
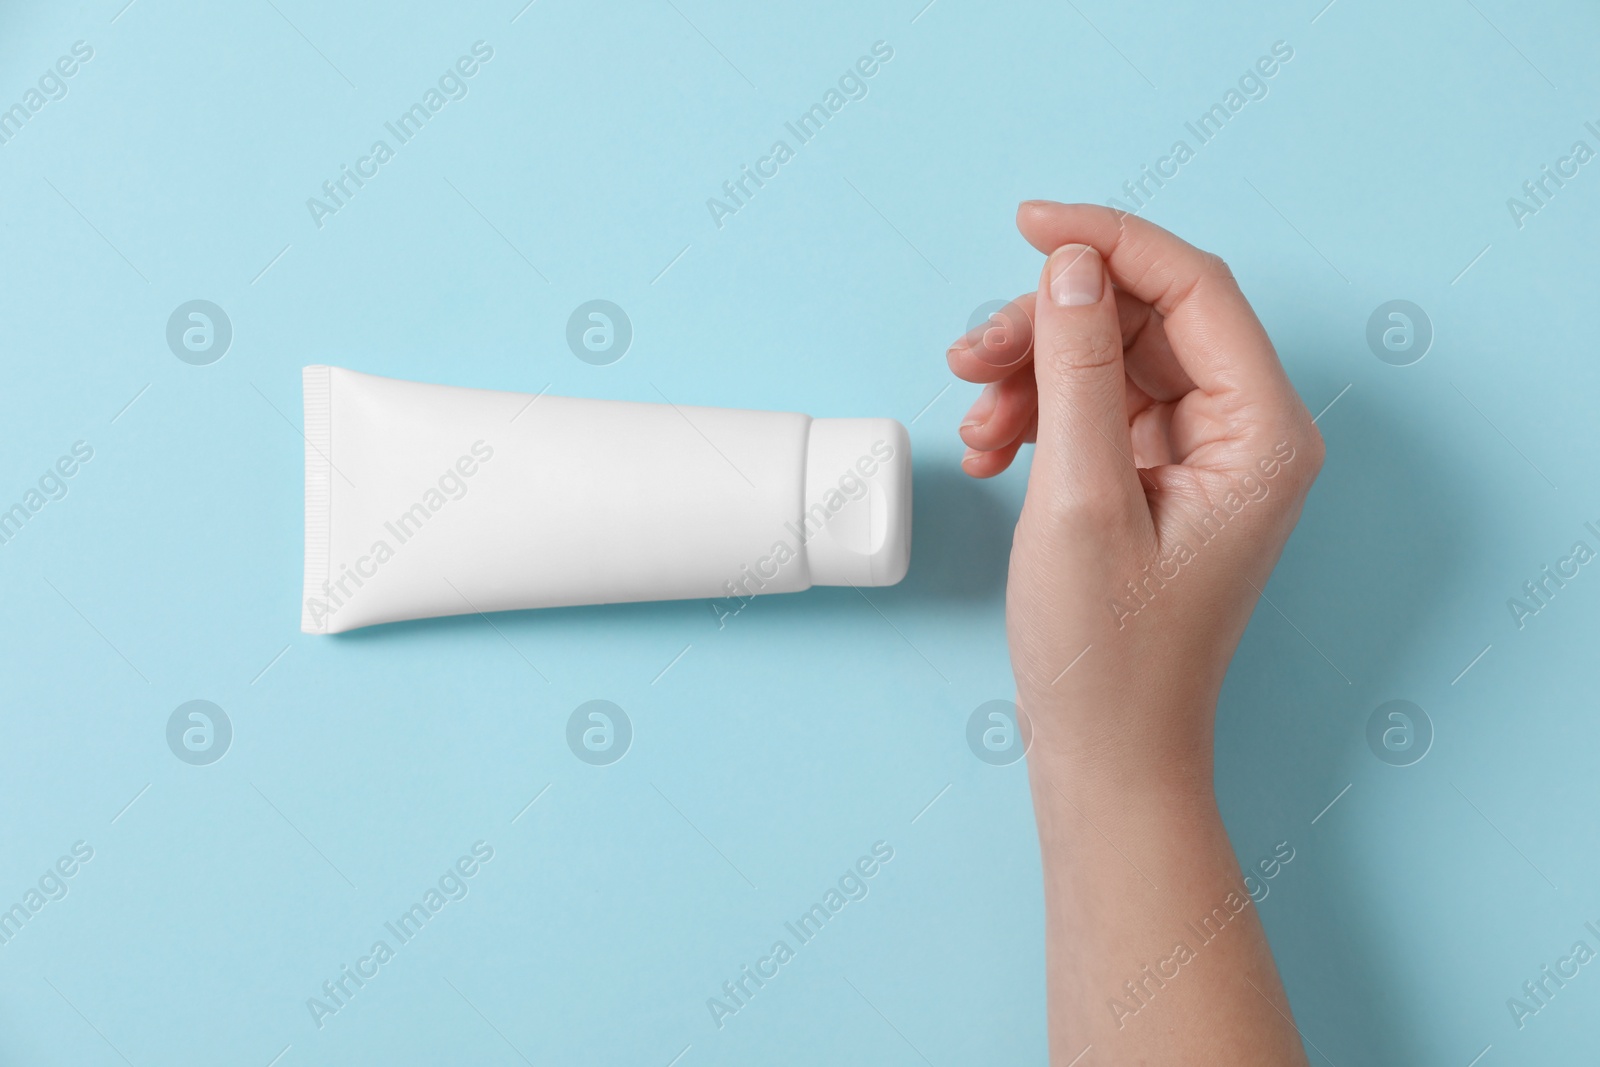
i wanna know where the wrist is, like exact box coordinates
[1021,693,1216,788]
[1023,703,1217,834]
[1027,746,1225,881]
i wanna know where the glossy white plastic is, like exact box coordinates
[301,366,912,633]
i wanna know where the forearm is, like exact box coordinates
[1029,734,1309,1065]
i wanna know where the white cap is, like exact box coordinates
[801,417,912,587]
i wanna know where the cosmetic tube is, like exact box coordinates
[301,366,912,634]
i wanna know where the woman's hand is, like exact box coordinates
[948,202,1324,781]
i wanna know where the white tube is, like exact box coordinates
[300,366,912,634]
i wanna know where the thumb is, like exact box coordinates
[1027,243,1145,517]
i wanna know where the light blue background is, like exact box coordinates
[2,0,1597,1063]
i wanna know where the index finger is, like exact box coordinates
[1015,202,1291,401]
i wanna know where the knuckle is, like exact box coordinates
[1300,420,1327,478]
[1025,478,1140,539]
[1274,421,1325,491]
[1202,252,1236,285]
[1046,323,1121,371]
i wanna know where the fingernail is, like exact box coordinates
[961,448,983,470]
[1049,244,1102,308]
[960,385,997,431]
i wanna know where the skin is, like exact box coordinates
[947,202,1324,1064]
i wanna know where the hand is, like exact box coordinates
[947,202,1324,780]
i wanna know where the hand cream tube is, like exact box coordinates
[300,366,912,634]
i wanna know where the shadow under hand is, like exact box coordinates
[882,458,1018,608]
[1215,376,1477,1067]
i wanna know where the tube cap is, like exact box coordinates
[802,417,912,587]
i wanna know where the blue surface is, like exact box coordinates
[2,1,1598,1063]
